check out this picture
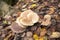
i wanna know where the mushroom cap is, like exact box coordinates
[10,22,26,33]
[41,20,51,26]
[16,10,39,26]
[44,14,51,20]
[50,32,60,38]
[41,14,51,26]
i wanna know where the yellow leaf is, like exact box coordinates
[39,37,44,40]
[31,4,37,8]
[33,34,39,40]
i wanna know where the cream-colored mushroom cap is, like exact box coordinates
[17,10,39,26]
[41,20,51,26]
[41,14,51,26]
[50,32,60,38]
[44,14,51,20]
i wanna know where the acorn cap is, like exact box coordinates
[26,31,33,37]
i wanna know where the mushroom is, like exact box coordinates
[44,14,51,21]
[41,14,51,26]
[16,10,39,26]
[9,22,26,33]
[50,32,60,38]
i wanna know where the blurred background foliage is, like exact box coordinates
[1,0,18,6]
[0,0,18,17]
